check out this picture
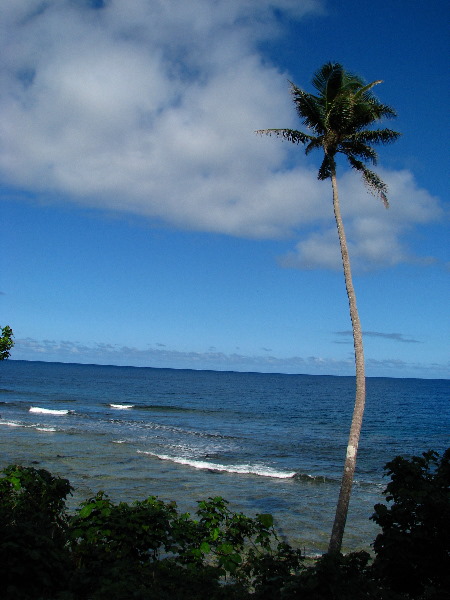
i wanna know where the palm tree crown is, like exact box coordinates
[258,62,400,206]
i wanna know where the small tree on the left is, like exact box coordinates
[0,326,14,360]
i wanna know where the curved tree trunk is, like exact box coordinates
[328,168,366,555]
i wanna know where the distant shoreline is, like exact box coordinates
[5,358,448,382]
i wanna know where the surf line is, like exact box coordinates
[29,407,72,415]
[137,451,297,479]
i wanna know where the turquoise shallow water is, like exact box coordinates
[1,360,448,554]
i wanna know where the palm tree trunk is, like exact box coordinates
[328,167,366,555]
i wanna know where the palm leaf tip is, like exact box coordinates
[255,128,282,137]
[255,128,313,145]
[363,168,390,208]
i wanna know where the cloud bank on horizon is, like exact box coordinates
[0,0,444,271]
[13,336,449,379]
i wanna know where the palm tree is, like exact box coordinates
[257,62,400,555]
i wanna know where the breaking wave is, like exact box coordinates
[137,451,296,479]
[29,407,72,415]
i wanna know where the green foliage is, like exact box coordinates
[68,492,200,599]
[190,496,304,595]
[0,325,14,360]
[68,494,304,599]
[371,449,450,598]
[71,492,179,562]
[257,62,400,205]
[280,551,386,600]
[0,465,73,599]
[1,450,449,599]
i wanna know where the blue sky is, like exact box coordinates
[1,0,448,378]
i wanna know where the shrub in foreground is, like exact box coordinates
[371,448,450,598]
[0,448,449,599]
[0,466,303,599]
[0,464,73,599]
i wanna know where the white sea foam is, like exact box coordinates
[110,404,135,409]
[29,407,71,415]
[138,451,296,479]
[0,421,23,427]
[36,427,57,432]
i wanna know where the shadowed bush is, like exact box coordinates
[371,449,450,598]
[1,448,449,599]
[0,465,73,599]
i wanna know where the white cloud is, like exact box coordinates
[279,170,443,271]
[0,0,444,265]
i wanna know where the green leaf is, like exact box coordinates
[10,476,21,490]
[199,541,210,554]
[78,504,94,518]
[257,513,274,528]
[217,543,234,555]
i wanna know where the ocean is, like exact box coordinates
[0,360,448,554]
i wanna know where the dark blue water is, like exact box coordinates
[1,360,448,554]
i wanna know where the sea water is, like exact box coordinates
[0,360,448,554]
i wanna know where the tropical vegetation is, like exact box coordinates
[257,63,400,554]
[0,325,14,360]
[1,448,449,599]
